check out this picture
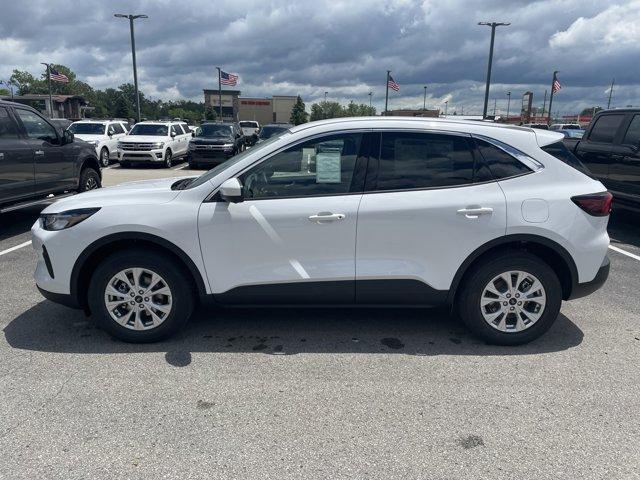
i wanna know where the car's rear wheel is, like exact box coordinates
[457,252,562,345]
[78,167,101,192]
[99,147,110,167]
[164,149,173,168]
[88,250,194,342]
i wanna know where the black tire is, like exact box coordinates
[87,249,195,343]
[78,167,101,192]
[164,149,173,168]
[457,251,562,345]
[99,147,110,167]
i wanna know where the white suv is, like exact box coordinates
[32,117,611,345]
[117,121,191,168]
[68,120,129,167]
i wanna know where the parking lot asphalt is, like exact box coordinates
[1,166,639,479]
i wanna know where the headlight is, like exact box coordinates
[40,208,100,231]
[88,140,99,146]
[152,142,165,149]
[223,143,234,150]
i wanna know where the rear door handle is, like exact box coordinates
[457,207,494,219]
[308,213,346,223]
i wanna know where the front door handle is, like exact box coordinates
[308,213,346,223]
[457,207,494,219]
[35,150,44,156]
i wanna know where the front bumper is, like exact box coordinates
[568,255,610,300]
[118,148,165,162]
[188,149,233,164]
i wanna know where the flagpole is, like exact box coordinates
[217,67,222,121]
[41,62,53,118]
[542,89,547,119]
[384,70,390,116]
[547,70,558,125]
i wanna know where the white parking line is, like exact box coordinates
[0,240,32,256]
[609,244,640,262]
[172,164,188,170]
[103,164,120,170]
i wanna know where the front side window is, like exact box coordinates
[0,107,19,139]
[240,133,363,199]
[111,123,125,134]
[589,115,624,143]
[129,124,168,136]
[622,115,640,146]
[371,132,476,191]
[474,138,532,179]
[15,109,57,142]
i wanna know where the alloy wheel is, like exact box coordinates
[104,267,173,330]
[480,270,546,333]
[100,149,109,167]
[85,176,99,190]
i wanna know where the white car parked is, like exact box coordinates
[32,117,611,345]
[117,121,192,168]
[68,120,129,167]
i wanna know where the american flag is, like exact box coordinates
[552,78,562,93]
[220,70,238,86]
[50,69,69,83]
[387,75,400,91]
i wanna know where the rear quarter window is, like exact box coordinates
[541,141,590,175]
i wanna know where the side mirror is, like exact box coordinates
[108,129,114,137]
[219,178,244,203]
[170,131,176,138]
[191,131,195,137]
[62,130,74,145]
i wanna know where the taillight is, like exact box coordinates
[571,191,613,216]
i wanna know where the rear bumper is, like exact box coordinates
[568,255,610,300]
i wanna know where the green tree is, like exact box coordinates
[10,69,45,95]
[309,101,345,121]
[289,95,308,125]
[0,88,9,96]
[113,94,134,119]
[204,106,217,121]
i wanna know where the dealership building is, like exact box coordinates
[203,89,297,124]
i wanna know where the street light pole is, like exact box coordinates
[607,78,615,109]
[115,13,148,123]
[324,91,328,102]
[444,101,448,116]
[368,91,372,108]
[478,21,510,119]
[506,91,511,121]
[423,85,427,110]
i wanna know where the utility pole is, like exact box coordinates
[506,91,511,120]
[40,63,53,118]
[114,13,148,123]
[423,85,427,110]
[493,98,497,116]
[368,91,372,108]
[478,21,510,119]
[607,78,615,109]
[444,101,448,116]
[547,70,558,124]
[384,70,390,116]
[324,91,328,102]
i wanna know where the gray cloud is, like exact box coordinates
[0,0,638,115]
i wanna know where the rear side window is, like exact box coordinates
[0,107,19,139]
[372,132,476,190]
[622,115,640,146]
[589,114,624,143]
[474,138,532,179]
[541,141,590,175]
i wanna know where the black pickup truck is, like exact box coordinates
[0,100,101,214]
[565,109,640,211]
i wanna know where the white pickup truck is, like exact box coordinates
[117,121,192,168]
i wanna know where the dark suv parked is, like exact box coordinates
[0,100,101,213]
[566,108,640,211]
[187,122,246,169]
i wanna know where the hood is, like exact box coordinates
[120,135,169,143]
[41,177,188,213]
[73,134,106,142]
[192,136,233,145]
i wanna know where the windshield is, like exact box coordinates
[562,125,582,130]
[239,121,257,128]
[564,130,585,138]
[186,133,287,189]
[129,124,168,136]
[259,125,288,139]
[69,123,105,135]
[200,124,233,137]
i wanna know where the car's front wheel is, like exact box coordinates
[87,250,194,342]
[164,149,173,168]
[99,147,110,167]
[457,252,562,345]
[78,167,101,192]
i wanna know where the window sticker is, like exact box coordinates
[315,152,341,183]
[302,147,316,173]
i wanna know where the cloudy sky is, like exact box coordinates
[1,0,638,115]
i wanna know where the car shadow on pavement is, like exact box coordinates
[0,206,43,242]
[609,209,640,250]
[4,301,583,357]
